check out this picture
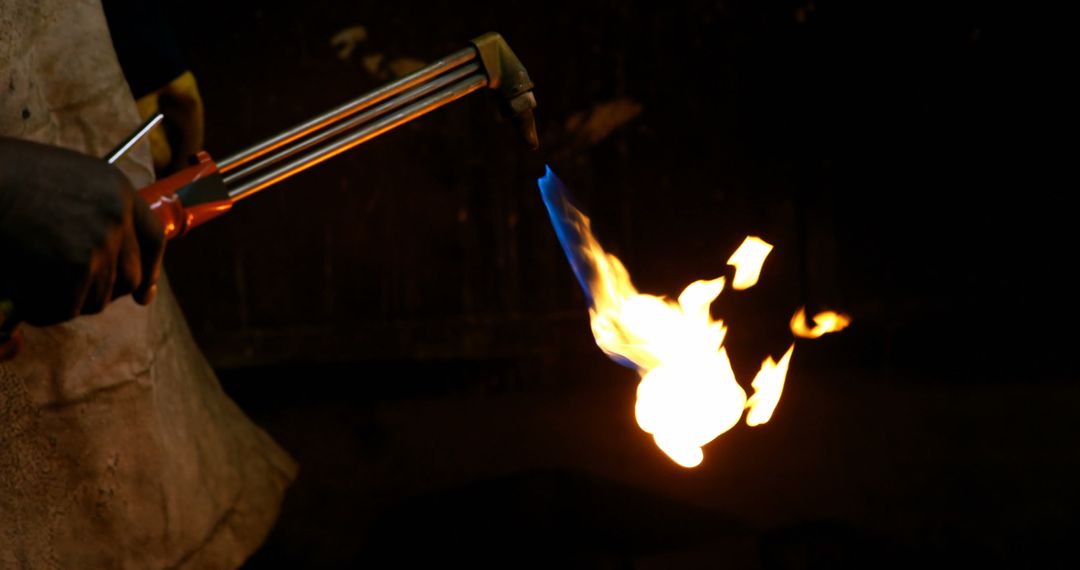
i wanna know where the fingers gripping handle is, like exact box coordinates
[0,152,233,360]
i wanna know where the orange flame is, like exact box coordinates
[790,307,851,339]
[538,167,849,468]
[727,236,773,290]
[568,208,797,466]
[745,345,794,427]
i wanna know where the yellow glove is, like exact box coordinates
[135,70,205,175]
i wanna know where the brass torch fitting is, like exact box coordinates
[470,32,539,149]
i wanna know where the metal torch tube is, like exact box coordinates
[222,62,482,188]
[226,73,487,202]
[217,47,477,174]
[106,114,164,164]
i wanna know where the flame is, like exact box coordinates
[790,307,851,338]
[727,236,773,290]
[745,344,794,426]
[538,166,846,468]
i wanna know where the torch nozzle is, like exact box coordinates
[513,105,539,150]
[471,32,540,149]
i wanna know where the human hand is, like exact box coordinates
[0,137,165,327]
[136,70,205,175]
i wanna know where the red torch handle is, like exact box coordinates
[138,150,233,241]
[0,151,235,361]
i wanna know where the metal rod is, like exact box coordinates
[227,74,487,202]
[106,114,164,164]
[222,62,482,187]
[217,47,477,174]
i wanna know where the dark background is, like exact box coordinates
[151,0,1073,567]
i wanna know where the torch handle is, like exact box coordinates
[0,152,232,359]
[138,151,233,241]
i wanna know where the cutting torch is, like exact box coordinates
[0,32,537,357]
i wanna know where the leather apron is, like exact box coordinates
[0,2,296,568]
